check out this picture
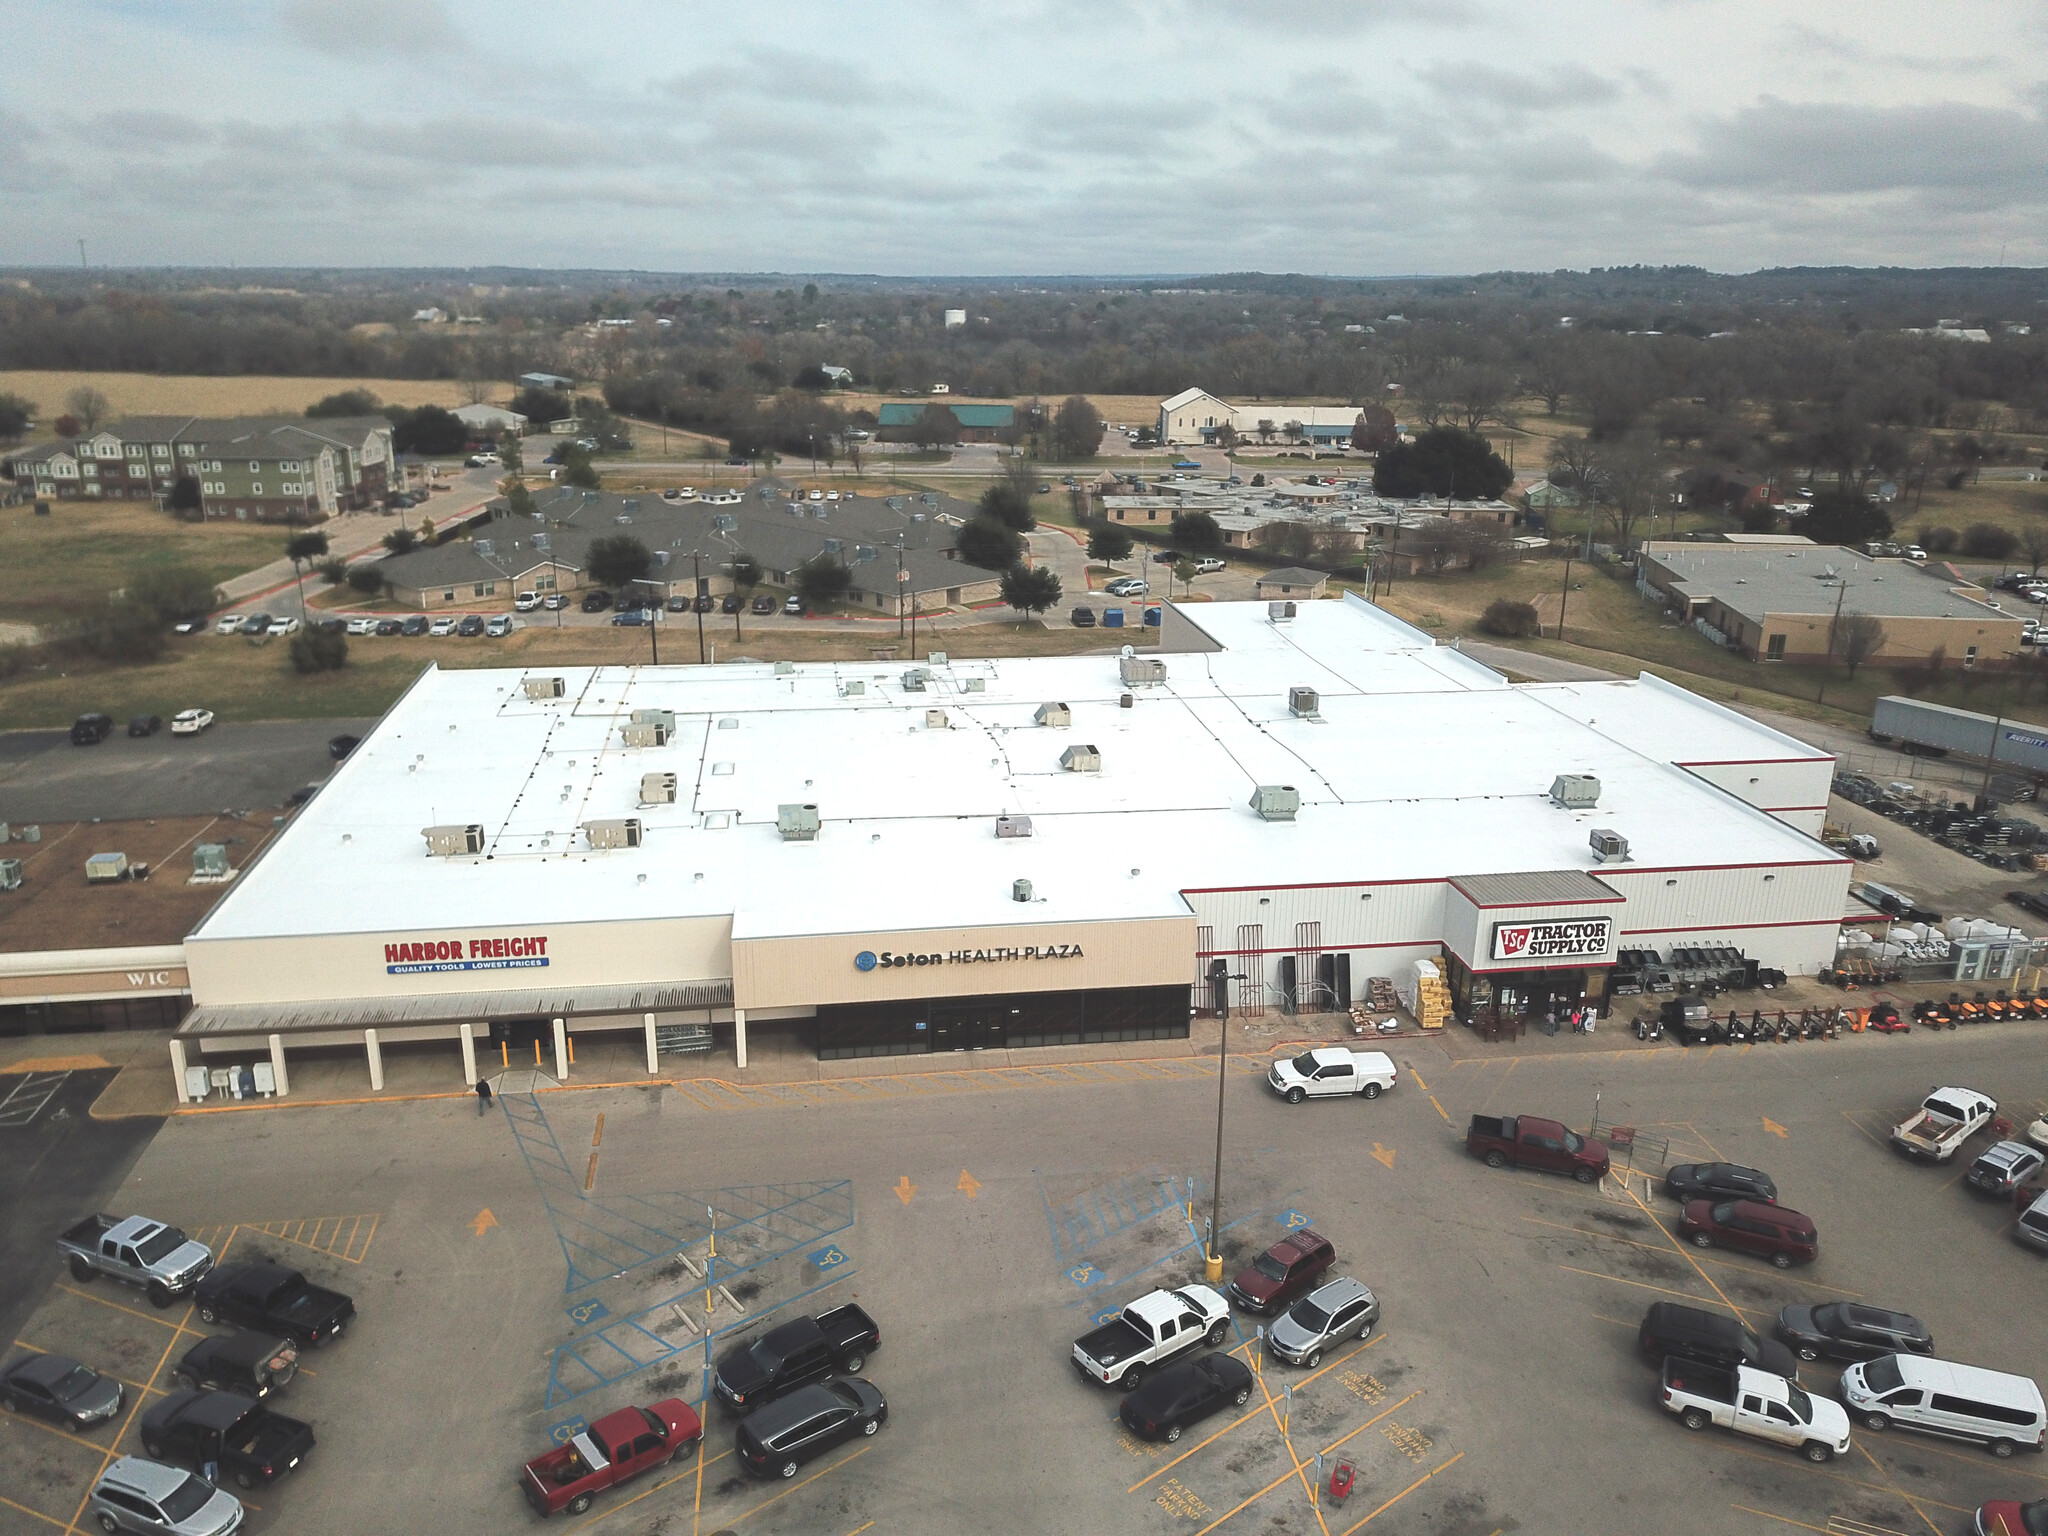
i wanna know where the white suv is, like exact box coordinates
[1104,577,1149,597]
[514,592,541,612]
[90,1457,243,1535]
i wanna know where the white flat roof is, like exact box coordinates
[192,598,1840,946]
[1518,673,1835,767]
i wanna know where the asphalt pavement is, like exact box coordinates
[0,718,377,821]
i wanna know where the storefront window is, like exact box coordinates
[816,985,1189,1059]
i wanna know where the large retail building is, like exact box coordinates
[171,596,1847,1084]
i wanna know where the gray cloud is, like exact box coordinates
[1661,96,2048,195]
[278,0,456,57]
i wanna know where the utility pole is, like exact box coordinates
[1204,962,1245,1284]
[896,545,908,639]
[1557,549,1574,641]
[77,238,87,269]
[691,549,706,664]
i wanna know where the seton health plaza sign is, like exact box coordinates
[1490,917,1613,963]
[855,942,1085,972]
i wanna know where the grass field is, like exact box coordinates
[0,498,285,627]
[0,619,1144,731]
[0,371,473,421]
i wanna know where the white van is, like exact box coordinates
[1840,1354,2045,1457]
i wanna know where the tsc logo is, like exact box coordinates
[1497,926,1532,958]
[854,950,878,972]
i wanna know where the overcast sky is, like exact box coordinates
[5,0,2046,275]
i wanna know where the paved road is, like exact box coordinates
[0,1068,163,1354]
[0,718,377,821]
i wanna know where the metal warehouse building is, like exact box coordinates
[169,597,1848,1091]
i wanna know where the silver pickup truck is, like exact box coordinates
[59,1215,214,1308]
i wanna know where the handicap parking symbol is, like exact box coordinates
[1090,1304,1121,1327]
[1279,1209,1312,1230]
[810,1244,850,1271]
[565,1299,610,1327]
[1067,1263,1101,1288]
[548,1416,588,1445]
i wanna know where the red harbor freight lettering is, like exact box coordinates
[384,935,548,964]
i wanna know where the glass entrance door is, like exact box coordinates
[931,1007,1005,1051]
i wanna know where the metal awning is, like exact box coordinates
[1449,870,1623,909]
[176,979,734,1037]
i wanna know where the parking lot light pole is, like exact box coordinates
[1205,962,1245,1284]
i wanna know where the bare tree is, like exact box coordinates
[1601,432,1665,551]
[2019,520,2048,575]
[1446,364,1518,433]
[64,385,112,434]
[461,378,491,405]
[1835,614,1887,677]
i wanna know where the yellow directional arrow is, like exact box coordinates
[894,1175,918,1204]
[1762,1117,1789,1139]
[957,1169,982,1199]
[470,1208,498,1236]
[1371,1143,1396,1170]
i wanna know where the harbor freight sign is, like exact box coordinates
[385,935,550,975]
[1491,918,1612,962]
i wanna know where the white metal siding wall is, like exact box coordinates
[1187,882,1447,1003]
[1681,760,1833,832]
[1600,859,1849,974]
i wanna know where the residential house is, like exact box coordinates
[452,403,528,437]
[1254,568,1330,600]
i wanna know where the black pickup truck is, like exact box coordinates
[194,1263,354,1347]
[712,1304,879,1415]
[139,1390,315,1489]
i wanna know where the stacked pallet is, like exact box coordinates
[1413,959,1452,1031]
[1364,976,1400,1013]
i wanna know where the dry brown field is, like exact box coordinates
[0,371,472,420]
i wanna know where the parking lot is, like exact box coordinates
[4,1023,2047,1535]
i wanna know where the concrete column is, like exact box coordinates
[365,1029,384,1092]
[733,1008,748,1071]
[643,1013,659,1075]
[169,1039,190,1105]
[267,1033,289,1098]
[552,1017,569,1080]
[458,1023,477,1087]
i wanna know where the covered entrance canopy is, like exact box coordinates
[1440,869,1624,1033]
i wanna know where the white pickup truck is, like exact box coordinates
[1659,1358,1852,1462]
[1891,1086,1998,1162]
[1071,1285,1232,1390]
[1266,1048,1397,1104]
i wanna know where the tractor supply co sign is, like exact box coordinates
[384,935,550,975]
[1490,918,1613,963]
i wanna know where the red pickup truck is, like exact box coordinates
[520,1398,701,1516]
[1467,1113,1609,1184]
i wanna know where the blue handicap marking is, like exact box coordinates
[565,1299,610,1327]
[1090,1304,1121,1327]
[1279,1209,1312,1231]
[548,1415,588,1445]
[1067,1263,1101,1288]
[810,1244,850,1271]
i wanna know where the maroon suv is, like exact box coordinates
[1679,1199,1817,1269]
[1227,1229,1335,1314]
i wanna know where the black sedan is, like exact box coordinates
[2,1352,124,1429]
[1665,1162,1778,1206]
[2010,890,2048,920]
[1118,1354,1253,1444]
[327,734,359,760]
[1774,1302,1932,1363]
[581,590,613,613]
[693,593,715,614]
[374,618,404,636]
[456,615,486,637]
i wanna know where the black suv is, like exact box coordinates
[456,615,486,637]
[70,712,115,745]
[128,714,163,737]
[1775,1302,1932,1364]
[581,590,613,613]
[735,1380,885,1479]
[1639,1301,1800,1378]
[400,615,429,636]
[1665,1163,1778,1205]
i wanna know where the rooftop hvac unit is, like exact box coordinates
[1549,773,1602,809]
[1119,655,1167,686]
[652,549,670,566]
[0,858,19,891]
[422,824,485,857]
[86,852,129,883]
[962,677,986,692]
[839,680,866,697]
[774,661,796,676]
[191,843,229,878]
[523,676,566,700]
[622,498,639,511]
[1268,601,1297,622]
[928,652,948,666]
[1119,694,1133,709]
[995,815,1033,839]
[1060,744,1102,773]
[532,532,550,549]
[778,803,820,841]
[1013,878,1034,903]
[640,772,678,805]
[614,513,632,524]
[925,709,949,729]
[1288,686,1320,718]
[1249,785,1300,822]
[583,817,644,849]
[712,514,737,532]
[622,722,670,747]
[901,669,929,691]
[631,708,676,730]
[1589,828,1630,864]
[18,824,41,843]
[1034,701,1070,727]
[475,539,494,556]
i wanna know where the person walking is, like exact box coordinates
[475,1077,494,1116]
